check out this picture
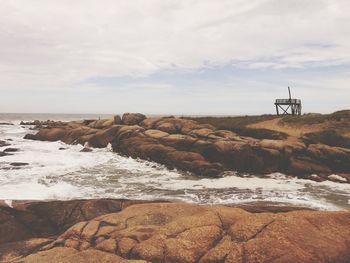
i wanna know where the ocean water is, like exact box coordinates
[0,113,350,210]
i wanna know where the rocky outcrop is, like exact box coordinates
[0,199,157,245]
[1,200,349,263]
[23,114,350,182]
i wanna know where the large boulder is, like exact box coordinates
[16,202,350,263]
[24,127,69,142]
[83,125,122,148]
[122,113,146,125]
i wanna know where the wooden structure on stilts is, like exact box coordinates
[274,87,302,116]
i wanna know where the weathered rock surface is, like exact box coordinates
[0,199,155,245]
[23,113,350,182]
[2,201,349,263]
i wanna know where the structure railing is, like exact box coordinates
[275,99,301,104]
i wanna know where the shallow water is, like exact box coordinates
[0,113,350,211]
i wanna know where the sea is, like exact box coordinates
[0,113,350,210]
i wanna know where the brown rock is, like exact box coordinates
[24,127,68,141]
[160,134,197,151]
[80,147,93,152]
[84,125,122,148]
[114,115,122,124]
[95,238,117,253]
[139,117,163,129]
[88,119,114,129]
[144,129,169,139]
[0,199,150,245]
[15,202,350,263]
[289,157,332,176]
[22,247,148,263]
[307,143,350,172]
[122,113,146,125]
[154,118,205,134]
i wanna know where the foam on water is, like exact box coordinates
[1,120,350,211]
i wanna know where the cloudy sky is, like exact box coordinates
[0,0,349,115]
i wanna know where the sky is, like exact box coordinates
[0,0,349,115]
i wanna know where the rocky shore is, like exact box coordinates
[23,111,350,182]
[0,199,349,263]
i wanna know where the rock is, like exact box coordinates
[112,134,222,176]
[3,147,19,152]
[24,127,68,141]
[0,140,11,147]
[144,129,169,139]
[189,128,214,138]
[0,238,53,263]
[288,157,331,176]
[259,139,306,153]
[0,151,11,157]
[88,119,114,129]
[139,117,163,129]
[328,174,348,182]
[21,247,147,263]
[160,134,197,151]
[154,118,201,134]
[10,162,29,166]
[307,144,350,173]
[113,115,122,125]
[0,199,153,246]
[80,147,93,152]
[0,122,13,125]
[83,125,122,148]
[10,202,350,263]
[122,113,146,125]
[22,115,350,181]
[58,147,67,150]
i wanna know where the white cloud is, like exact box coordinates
[0,0,349,113]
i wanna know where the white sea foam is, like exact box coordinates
[1,122,350,210]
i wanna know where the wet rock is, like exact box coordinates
[4,147,19,152]
[328,174,348,183]
[0,122,13,125]
[0,140,11,147]
[10,162,29,166]
[0,151,11,157]
[122,113,146,125]
[80,147,93,152]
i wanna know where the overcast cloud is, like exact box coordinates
[0,0,349,114]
